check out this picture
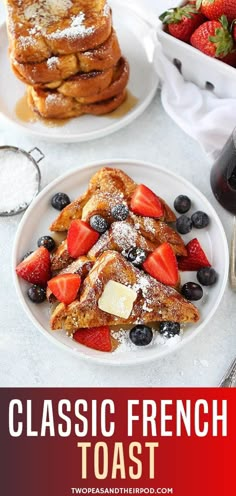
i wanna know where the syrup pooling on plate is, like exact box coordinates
[15,93,71,127]
[15,90,138,125]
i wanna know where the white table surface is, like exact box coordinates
[0,1,235,387]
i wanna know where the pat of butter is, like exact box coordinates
[98,280,137,319]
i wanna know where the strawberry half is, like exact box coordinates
[47,273,81,305]
[130,185,164,219]
[67,220,99,258]
[178,238,211,271]
[16,246,51,286]
[73,326,112,352]
[143,242,179,286]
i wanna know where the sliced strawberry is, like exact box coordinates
[47,273,81,305]
[73,326,112,352]
[67,220,99,258]
[16,246,51,286]
[130,184,164,219]
[143,242,179,286]
[178,238,211,271]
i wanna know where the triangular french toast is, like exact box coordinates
[50,168,176,232]
[50,251,199,331]
[51,215,186,273]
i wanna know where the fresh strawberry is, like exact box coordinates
[143,243,179,286]
[160,4,206,43]
[47,273,81,305]
[190,16,235,64]
[67,220,99,258]
[130,185,164,219]
[16,246,51,286]
[197,0,236,23]
[73,326,112,352]
[178,238,211,271]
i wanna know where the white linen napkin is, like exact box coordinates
[127,0,236,160]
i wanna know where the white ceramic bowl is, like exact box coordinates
[157,1,236,99]
[12,160,229,365]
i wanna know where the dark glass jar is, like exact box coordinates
[210,133,236,215]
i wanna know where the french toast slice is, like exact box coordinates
[58,56,129,102]
[50,168,176,232]
[88,220,186,258]
[28,85,127,119]
[10,29,121,85]
[50,251,199,331]
[6,1,112,64]
[52,65,114,97]
[51,214,186,272]
[50,220,157,272]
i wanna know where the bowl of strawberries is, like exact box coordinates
[158,0,236,98]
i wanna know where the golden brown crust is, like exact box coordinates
[10,30,121,85]
[6,0,112,63]
[50,167,138,232]
[75,56,129,103]
[50,167,177,234]
[129,214,187,257]
[57,66,113,98]
[50,251,199,330]
[28,85,127,119]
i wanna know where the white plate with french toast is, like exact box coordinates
[0,0,158,142]
[13,160,229,365]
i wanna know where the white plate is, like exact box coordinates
[12,160,229,366]
[0,1,158,143]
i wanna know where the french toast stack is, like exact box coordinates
[6,0,130,119]
[48,168,200,333]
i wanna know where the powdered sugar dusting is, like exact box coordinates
[0,150,38,213]
[48,12,95,41]
[112,327,183,354]
[47,56,58,69]
[112,222,137,251]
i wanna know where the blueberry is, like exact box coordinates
[174,195,191,214]
[176,215,193,234]
[197,267,217,286]
[27,285,46,303]
[51,192,71,211]
[130,325,153,346]
[21,251,33,261]
[111,204,129,221]
[159,321,180,339]
[191,211,209,229]
[126,247,147,267]
[181,282,203,301]
[37,235,55,252]
[89,215,109,233]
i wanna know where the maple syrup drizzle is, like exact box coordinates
[15,90,138,126]
[108,91,138,119]
[15,93,70,127]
